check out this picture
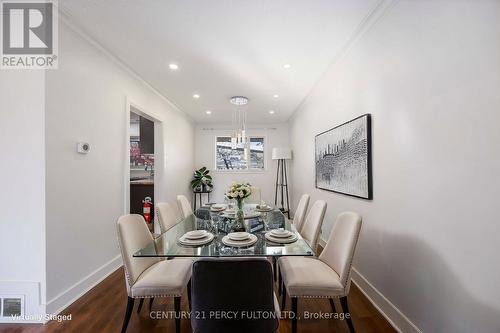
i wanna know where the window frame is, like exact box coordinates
[214,135,267,173]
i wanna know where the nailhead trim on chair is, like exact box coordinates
[289,295,345,299]
[116,235,136,289]
[117,236,179,298]
[133,294,183,298]
[339,225,361,295]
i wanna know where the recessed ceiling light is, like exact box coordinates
[205,110,212,115]
[193,94,200,99]
[283,64,291,69]
[269,110,275,114]
[229,96,249,105]
[273,94,279,98]
[168,63,178,70]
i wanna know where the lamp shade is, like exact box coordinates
[272,147,292,160]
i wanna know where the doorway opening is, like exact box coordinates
[127,105,157,233]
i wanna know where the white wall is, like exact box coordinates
[289,1,500,332]
[194,123,289,205]
[0,70,46,320]
[44,20,194,313]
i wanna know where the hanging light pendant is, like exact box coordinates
[230,96,249,106]
[230,96,249,149]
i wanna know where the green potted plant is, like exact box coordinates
[191,167,213,192]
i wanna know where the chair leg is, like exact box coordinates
[340,296,355,333]
[137,298,144,313]
[187,280,192,311]
[149,298,154,310]
[278,270,283,296]
[329,298,336,313]
[121,297,135,333]
[273,257,277,281]
[291,297,298,333]
[174,296,181,333]
[281,285,287,310]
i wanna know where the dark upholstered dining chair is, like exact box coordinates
[191,258,280,333]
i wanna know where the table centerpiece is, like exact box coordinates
[225,182,252,231]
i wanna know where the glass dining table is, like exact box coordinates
[133,206,315,258]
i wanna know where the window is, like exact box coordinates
[216,136,265,171]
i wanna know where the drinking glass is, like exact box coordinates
[211,214,219,235]
[198,218,208,231]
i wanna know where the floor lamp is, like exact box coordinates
[272,147,292,219]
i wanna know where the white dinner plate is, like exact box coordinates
[255,205,273,212]
[265,232,298,244]
[221,211,262,219]
[228,232,250,241]
[244,211,261,219]
[210,204,226,211]
[179,232,214,246]
[222,234,258,247]
[184,230,208,240]
[270,229,292,238]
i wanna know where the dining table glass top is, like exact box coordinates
[133,205,315,258]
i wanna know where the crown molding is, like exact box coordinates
[289,0,398,123]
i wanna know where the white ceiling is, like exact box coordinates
[60,0,379,123]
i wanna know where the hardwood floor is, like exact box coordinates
[0,267,394,333]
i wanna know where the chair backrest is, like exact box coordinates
[293,194,310,232]
[246,186,261,204]
[300,200,327,251]
[177,195,193,219]
[319,212,362,295]
[156,202,180,233]
[191,258,278,333]
[116,214,160,294]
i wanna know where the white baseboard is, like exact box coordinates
[317,236,420,333]
[351,268,421,333]
[46,255,122,316]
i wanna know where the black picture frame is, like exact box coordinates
[315,114,373,200]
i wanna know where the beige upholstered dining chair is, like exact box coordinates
[116,214,192,333]
[275,199,325,283]
[279,212,362,333]
[156,202,181,233]
[291,194,310,232]
[177,194,193,219]
[298,200,327,252]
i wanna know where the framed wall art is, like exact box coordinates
[315,114,372,199]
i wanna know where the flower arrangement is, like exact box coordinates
[225,182,252,201]
[225,182,252,231]
[226,182,252,203]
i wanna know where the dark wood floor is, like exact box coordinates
[0,267,395,333]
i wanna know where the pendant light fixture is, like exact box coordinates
[229,96,249,150]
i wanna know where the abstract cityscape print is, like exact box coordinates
[315,114,372,199]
